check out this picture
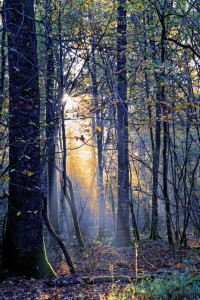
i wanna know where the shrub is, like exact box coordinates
[105,270,200,300]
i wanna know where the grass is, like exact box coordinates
[103,270,200,300]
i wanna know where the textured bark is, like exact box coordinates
[114,0,131,246]
[2,0,55,278]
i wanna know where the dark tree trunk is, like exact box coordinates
[149,30,161,240]
[150,100,161,240]
[163,120,174,246]
[129,194,140,242]
[44,0,59,237]
[42,194,75,274]
[61,106,85,249]
[160,14,174,246]
[171,102,180,242]
[65,176,85,249]
[143,13,153,235]
[114,0,131,247]
[97,127,105,239]
[2,0,56,278]
[0,11,6,122]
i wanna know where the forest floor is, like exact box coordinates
[0,236,200,300]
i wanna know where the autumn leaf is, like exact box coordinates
[22,170,34,176]
[96,125,102,132]
[0,175,10,180]
[83,251,89,258]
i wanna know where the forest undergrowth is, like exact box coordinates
[0,236,200,300]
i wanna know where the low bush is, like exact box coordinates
[105,270,200,300]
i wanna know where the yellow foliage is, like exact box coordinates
[96,125,102,132]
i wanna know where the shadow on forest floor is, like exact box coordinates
[0,236,200,299]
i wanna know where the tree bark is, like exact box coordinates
[114,0,131,246]
[0,11,6,123]
[2,0,56,278]
[160,12,174,247]
[149,27,161,240]
[44,0,59,237]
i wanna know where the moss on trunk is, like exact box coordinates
[2,239,56,279]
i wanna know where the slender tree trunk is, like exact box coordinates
[109,183,116,233]
[114,0,131,247]
[2,0,56,278]
[143,13,154,154]
[142,13,153,235]
[129,180,139,241]
[149,26,161,240]
[160,13,174,246]
[150,86,161,239]
[0,11,6,123]
[171,101,180,242]
[61,106,85,249]
[90,35,105,239]
[42,194,75,274]
[44,0,59,237]
[66,175,85,249]
[163,120,174,246]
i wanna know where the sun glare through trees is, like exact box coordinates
[0,0,200,299]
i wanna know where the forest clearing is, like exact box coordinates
[0,0,200,299]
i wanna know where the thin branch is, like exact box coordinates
[167,38,200,59]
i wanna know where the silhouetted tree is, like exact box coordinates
[2,0,56,278]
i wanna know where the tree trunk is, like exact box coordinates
[90,35,105,239]
[44,0,59,237]
[114,0,131,247]
[61,106,85,249]
[42,194,75,274]
[163,120,174,246]
[2,0,56,279]
[160,13,174,247]
[129,170,139,241]
[149,30,161,240]
[0,12,6,123]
